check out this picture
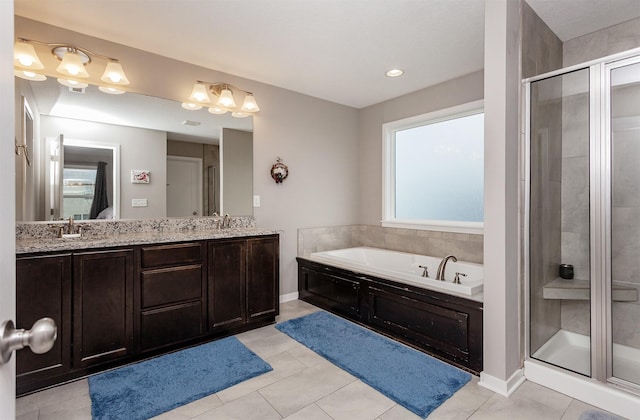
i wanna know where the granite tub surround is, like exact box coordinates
[298,224,483,264]
[16,216,279,254]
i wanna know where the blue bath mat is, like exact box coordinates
[276,311,471,418]
[88,336,272,420]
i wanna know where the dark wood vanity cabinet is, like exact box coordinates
[137,242,207,352]
[297,258,483,374]
[208,239,247,331]
[16,254,72,392]
[73,249,134,368]
[16,235,279,395]
[208,235,279,332]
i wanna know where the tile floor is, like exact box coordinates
[16,300,623,420]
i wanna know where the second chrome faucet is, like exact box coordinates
[436,255,457,281]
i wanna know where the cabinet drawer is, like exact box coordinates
[141,243,203,268]
[141,265,203,308]
[140,302,203,351]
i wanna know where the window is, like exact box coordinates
[382,100,484,233]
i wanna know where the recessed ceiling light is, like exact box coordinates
[385,68,404,78]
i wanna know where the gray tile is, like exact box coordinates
[378,404,423,420]
[17,379,89,409]
[469,393,563,420]
[316,381,396,420]
[286,343,327,368]
[284,404,333,420]
[239,329,299,359]
[511,381,572,413]
[192,391,281,420]
[217,348,308,403]
[16,410,39,420]
[38,393,92,420]
[259,361,356,417]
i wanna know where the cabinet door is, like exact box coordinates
[208,240,246,331]
[16,254,72,390]
[73,249,134,368]
[247,237,279,320]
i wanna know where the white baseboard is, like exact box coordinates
[279,292,299,303]
[479,368,526,397]
[525,360,640,419]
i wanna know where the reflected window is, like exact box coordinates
[62,166,97,220]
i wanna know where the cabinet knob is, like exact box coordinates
[0,318,57,365]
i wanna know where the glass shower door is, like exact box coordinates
[529,68,592,376]
[609,58,640,387]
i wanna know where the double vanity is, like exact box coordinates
[15,217,279,395]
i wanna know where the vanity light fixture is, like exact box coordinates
[13,38,131,94]
[183,81,260,118]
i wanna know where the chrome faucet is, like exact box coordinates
[66,217,74,234]
[418,265,429,278]
[436,255,457,281]
[222,214,231,229]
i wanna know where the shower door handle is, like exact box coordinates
[0,318,57,365]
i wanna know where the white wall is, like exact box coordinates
[40,116,167,219]
[357,71,484,225]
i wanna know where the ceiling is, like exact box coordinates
[14,0,640,110]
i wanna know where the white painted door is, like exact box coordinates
[1,0,16,416]
[166,156,202,217]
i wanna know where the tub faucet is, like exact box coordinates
[418,265,429,278]
[436,255,457,281]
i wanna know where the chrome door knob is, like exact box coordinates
[0,318,57,364]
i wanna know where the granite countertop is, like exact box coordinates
[16,227,281,254]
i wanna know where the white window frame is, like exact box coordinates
[382,100,484,234]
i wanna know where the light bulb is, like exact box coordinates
[188,83,211,104]
[57,51,90,78]
[240,94,260,112]
[13,41,44,70]
[101,61,130,85]
[216,88,236,108]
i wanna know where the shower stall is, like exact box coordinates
[525,49,640,405]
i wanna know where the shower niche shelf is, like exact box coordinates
[543,278,638,302]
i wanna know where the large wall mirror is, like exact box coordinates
[15,76,253,222]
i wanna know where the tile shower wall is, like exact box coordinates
[298,225,483,264]
[560,19,640,348]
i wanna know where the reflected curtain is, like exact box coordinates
[90,161,109,219]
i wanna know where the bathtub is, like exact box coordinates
[308,247,483,297]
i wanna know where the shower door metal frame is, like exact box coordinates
[523,47,640,394]
[603,54,640,393]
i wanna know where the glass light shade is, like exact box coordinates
[101,61,130,85]
[57,51,90,78]
[182,102,203,110]
[188,83,211,104]
[231,112,250,118]
[208,106,228,115]
[57,78,89,88]
[216,88,236,108]
[240,94,260,112]
[99,86,126,95]
[14,41,44,70]
[14,69,46,81]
